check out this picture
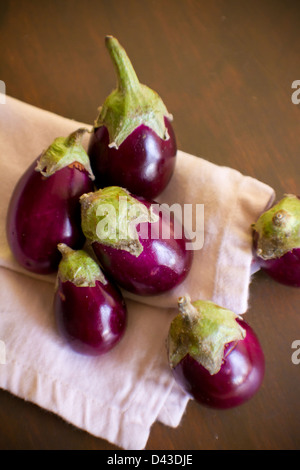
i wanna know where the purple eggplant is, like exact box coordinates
[252,194,300,287]
[88,36,177,199]
[54,244,127,355]
[6,129,95,274]
[167,296,265,409]
[80,186,193,296]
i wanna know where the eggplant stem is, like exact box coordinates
[57,243,74,258]
[178,295,199,322]
[66,128,89,147]
[105,35,140,94]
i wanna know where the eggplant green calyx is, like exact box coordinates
[252,194,300,260]
[94,35,173,149]
[57,243,106,287]
[80,186,158,257]
[36,128,95,180]
[167,296,246,375]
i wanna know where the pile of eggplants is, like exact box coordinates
[5,36,299,409]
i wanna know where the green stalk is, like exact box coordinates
[94,36,173,148]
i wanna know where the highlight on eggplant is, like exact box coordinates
[88,35,177,200]
[6,128,95,274]
[252,194,300,287]
[167,296,265,409]
[54,243,127,356]
[80,186,193,296]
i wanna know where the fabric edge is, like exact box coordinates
[0,357,153,450]
[212,175,275,314]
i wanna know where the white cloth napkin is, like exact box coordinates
[0,95,275,449]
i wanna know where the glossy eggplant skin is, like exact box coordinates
[172,320,265,409]
[257,248,300,287]
[91,201,193,296]
[54,278,127,356]
[6,159,94,274]
[88,117,177,200]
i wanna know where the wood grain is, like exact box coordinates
[0,0,299,450]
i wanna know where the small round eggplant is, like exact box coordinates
[6,129,95,274]
[167,296,265,409]
[54,244,127,356]
[88,36,177,199]
[252,194,300,287]
[80,186,193,296]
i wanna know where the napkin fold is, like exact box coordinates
[0,95,275,449]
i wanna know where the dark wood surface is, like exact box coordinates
[0,0,299,450]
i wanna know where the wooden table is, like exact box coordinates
[0,0,299,450]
